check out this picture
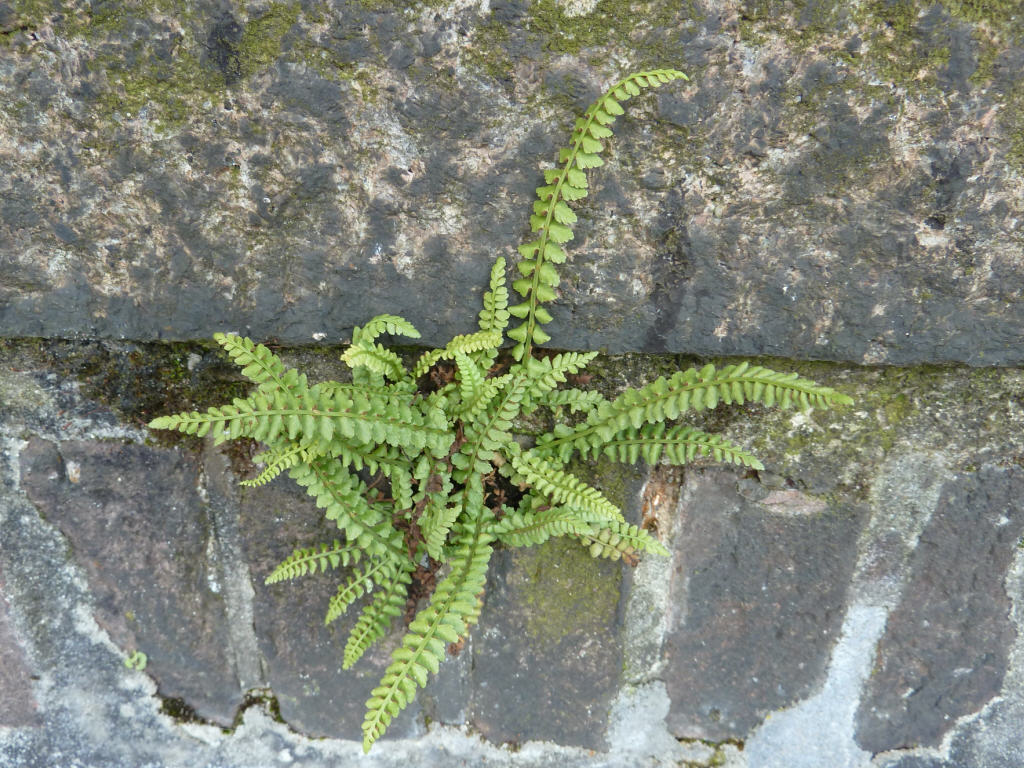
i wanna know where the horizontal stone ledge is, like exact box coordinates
[2,1,1022,368]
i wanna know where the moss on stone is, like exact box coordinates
[515,536,622,645]
[237,2,301,79]
[467,0,700,80]
[852,0,951,87]
[1002,80,1024,168]
[0,338,250,442]
[739,359,1024,501]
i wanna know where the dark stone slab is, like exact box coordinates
[18,438,242,724]
[237,478,420,741]
[1,3,1023,365]
[469,537,624,750]
[663,468,862,741]
[855,465,1024,752]
[0,568,40,727]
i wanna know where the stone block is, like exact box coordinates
[18,438,242,724]
[856,465,1024,751]
[663,468,862,741]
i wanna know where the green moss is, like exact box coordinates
[940,0,1021,25]
[737,0,845,49]
[11,1,303,131]
[740,360,1024,503]
[96,44,221,130]
[852,0,951,87]
[466,17,515,83]
[1002,81,1024,168]
[238,2,301,79]
[467,0,700,79]
[515,536,621,645]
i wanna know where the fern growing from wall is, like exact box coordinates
[150,69,852,751]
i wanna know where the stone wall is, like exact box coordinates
[1,1,1023,767]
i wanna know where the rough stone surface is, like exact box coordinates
[1,1,1022,364]
[662,467,862,741]
[855,465,1024,752]
[2,1,1024,763]
[3,336,1024,766]
[18,437,244,725]
[470,538,625,749]
[0,567,40,728]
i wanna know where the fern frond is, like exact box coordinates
[353,314,421,343]
[534,387,608,415]
[460,372,511,424]
[413,455,457,560]
[508,450,623,522]
[537,422,764,470]
[577,518,670,560]
[536,362,852,457]
[453,352,485,415]
[420,494,460,561]
[325,555,400,625]
[150,385,452,459]
[452,374,529,484]
[477,256,510,337]
[265,540,361,584]
[490,499,596,548]
[411,330,503,380]
[520,352,599,412]
[381,459,415,511]
[341,341,408,382]
[342,562,414,668]
[289,458,404,560]
[508,69,688,360]
[243,443,325,487]
[214,333,309,396]
[361,517,494,752]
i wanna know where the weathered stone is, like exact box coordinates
[469,537,625,750]
[855,465,1024,752]
[1,3,1022,364]
[18,438,243,724]
[663,467,862,741]
[0,568,39,727]
[236,477,420,741]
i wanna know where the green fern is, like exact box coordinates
[149,69,854,752]
[266,540,360,584]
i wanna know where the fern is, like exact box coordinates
[361,517,493,749]
[343,562,414,668]
[149,69,855,752]
[266,540,360,583]
[507,69,689,360]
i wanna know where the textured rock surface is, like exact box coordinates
[1,1,1022,364]
[855,465,1024,752]
[663,468,862,741]
[0,566,40,728]
[470,538,624,749]
[237,476,422,742]
[18,437,245,724]
[3,341,1023,767]
[2,0,1024,765]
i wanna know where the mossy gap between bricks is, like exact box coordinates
[149,69,853,752]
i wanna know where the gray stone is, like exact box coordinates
[663,468,862,741]
[855,465,1024,752]
[0,567,39,727]
[1,3,1022,364]
[469,538,625,750]
[18,438,243,724]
